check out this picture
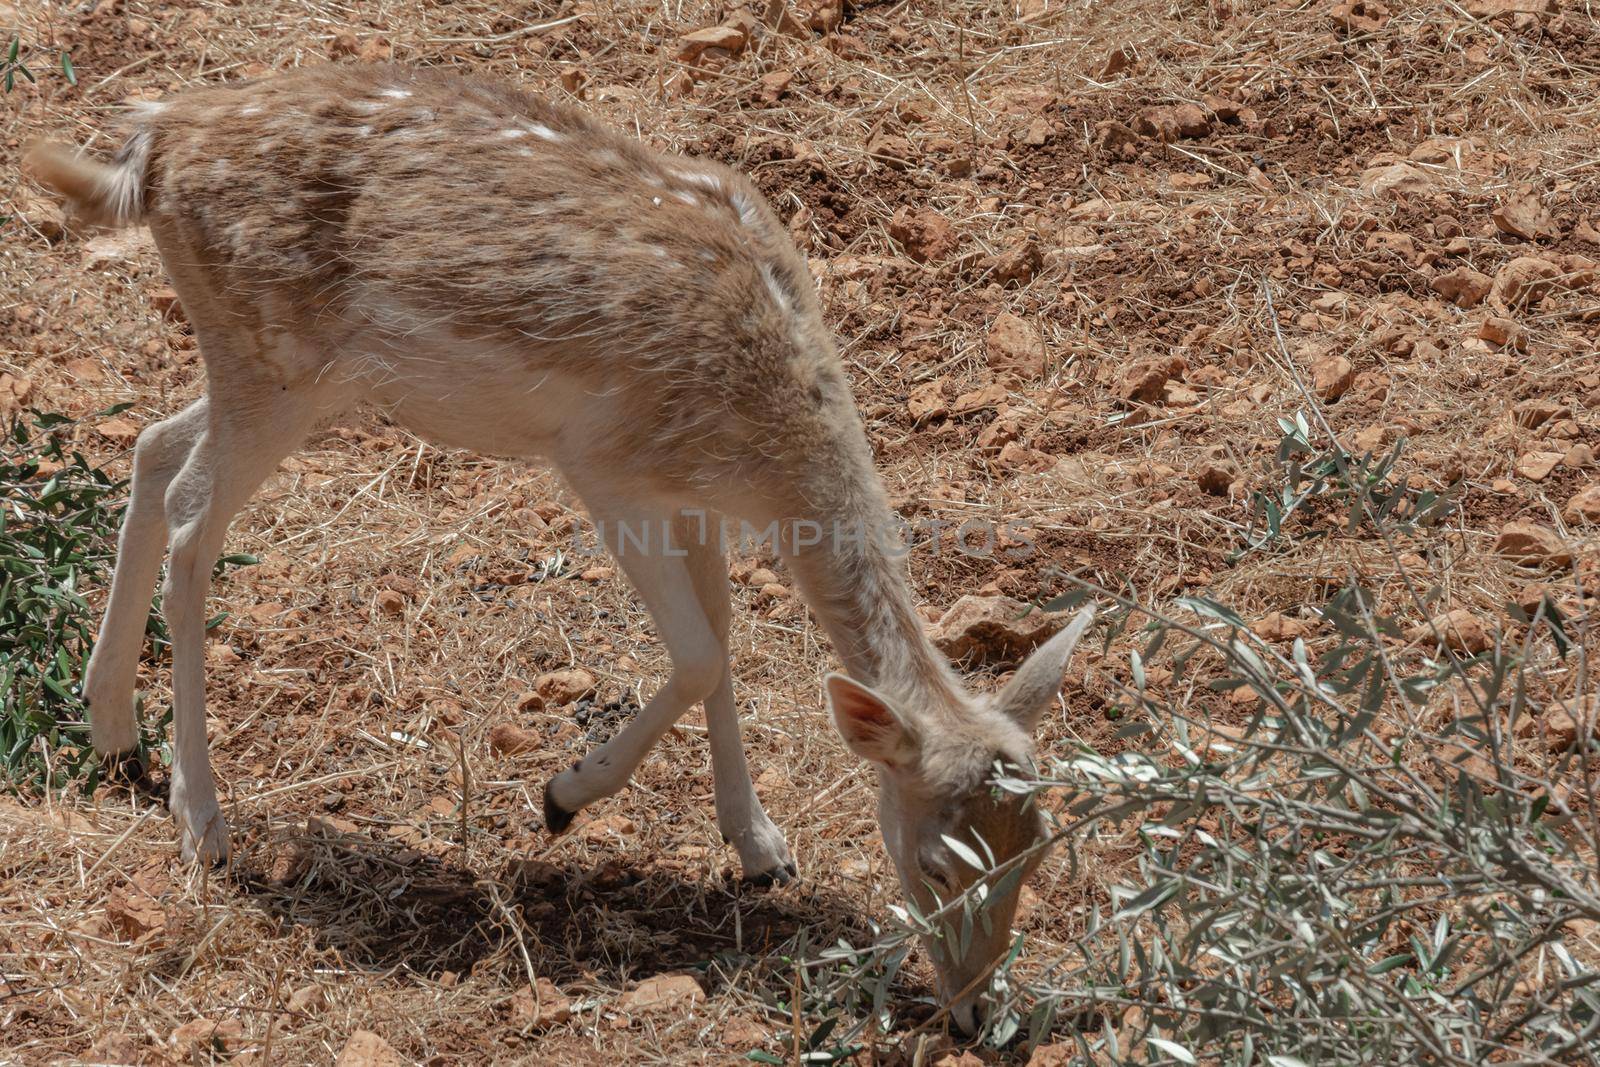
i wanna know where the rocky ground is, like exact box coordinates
[2,0,1598,1063]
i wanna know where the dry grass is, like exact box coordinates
[2,0,1599,1062]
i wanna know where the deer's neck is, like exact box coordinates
[779,459,962,707]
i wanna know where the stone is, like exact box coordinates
[535,668,596,706]
[1512,398,1569,430]
[1493,521,1572,567]
[1479,316,1525,350]
[1431,267,1492,308]
[1195,458,1240,495]
[171,1019,244,1054]
[888,207,958,263]
[677,25,747,64]
[907,379,949,423]
[1563,485,1600,525]
[96,417,141,446]
[1405,609,1492,654]
[1541,697,1597,752]
[107,884,165,940]
[1491,256,1563,311]
[1251,611,1312,642]
[287,985,325,1013]
[375,589,406,615]
[929,594,1066,667]
[1492,194,1556,240]
[1117,355,1186,403]
[1358,163,1431,197]
[510,977,574,1028]
[620,973,705,1016]
[488,723,541,757]
[1515,452,1563,481]
[1312,355,1356,400]
[335,1030,404,1067]
[1134,103,1211,141]
[986,313,1044,377]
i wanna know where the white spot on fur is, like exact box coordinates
[499,128,527,139]
[732,189,762,227]
[240,105,262,116]
[380,88,411,99]
[759,263,791,311]
[671,168,721,195]
[672,190,698,206]
[523,121,562,141]
[352,100,385,114]
[127,100,169,117]
[516,147,535,157]
[652,196,663,206]
[356,125,372,137]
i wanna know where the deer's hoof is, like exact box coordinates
[543,780,576,835]
[102,749,148,785]
[740,860,798,890]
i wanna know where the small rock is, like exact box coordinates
[1405,609,1492,654]
[375,589,406,616]
[907,380,948,423]
[1515,452,1563,482]
[983,239,1043,286]
[335,1030,404,1067]
[1027,1044,1075,1067]
[720,1015,769,1049]
[1195,457,1240,495]
[1491,256,1563,311]
[510,977,574,1029]
[580,566,614,581]
[535,668,596,706]
[22,196,67,241]
[1492,194,1556,241]
[581,813,637,840]
[287,985,325,1013]
[1359,163,1431,197]
[106,884,165,940]
[1431,267,1493,308]
[96,417,141,446]
[1479,316,1525,350]
[929,594,1066,667]
[1512,398,1569,430]
[1563,485,1600,525]
[1134,103,1211,141]
[677,25,747,64]
[620,973,705,1016]
[171,1019,244,1054]
[888,207,958,263]
[488,723,541,757]
[986,313,1044,377]
[1100,45,1137,77]
[1312,355,1356,400]
[1251,611,1311,642]
[1541,697,1597,752]
[1566,443,1596,468]
[1117,355,1187,403]
[1494,521,1572,567]
[756,69,793,104]
[746,567,780,587]
[150,287,185,322]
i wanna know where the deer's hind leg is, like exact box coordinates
[83,397,209,767]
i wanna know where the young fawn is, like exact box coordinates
[27,63,1093,1030]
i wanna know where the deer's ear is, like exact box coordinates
[826,674,916,768]
[996,606,1096,733]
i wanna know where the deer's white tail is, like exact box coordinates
[24,127,155,229]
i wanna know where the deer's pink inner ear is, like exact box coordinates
[826,674,908,768]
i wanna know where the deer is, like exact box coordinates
[25,63,1094,1032]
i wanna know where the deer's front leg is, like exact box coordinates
[679,518,795,885]
[543,504,726,828]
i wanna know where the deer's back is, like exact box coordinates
[129,64,856,493]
